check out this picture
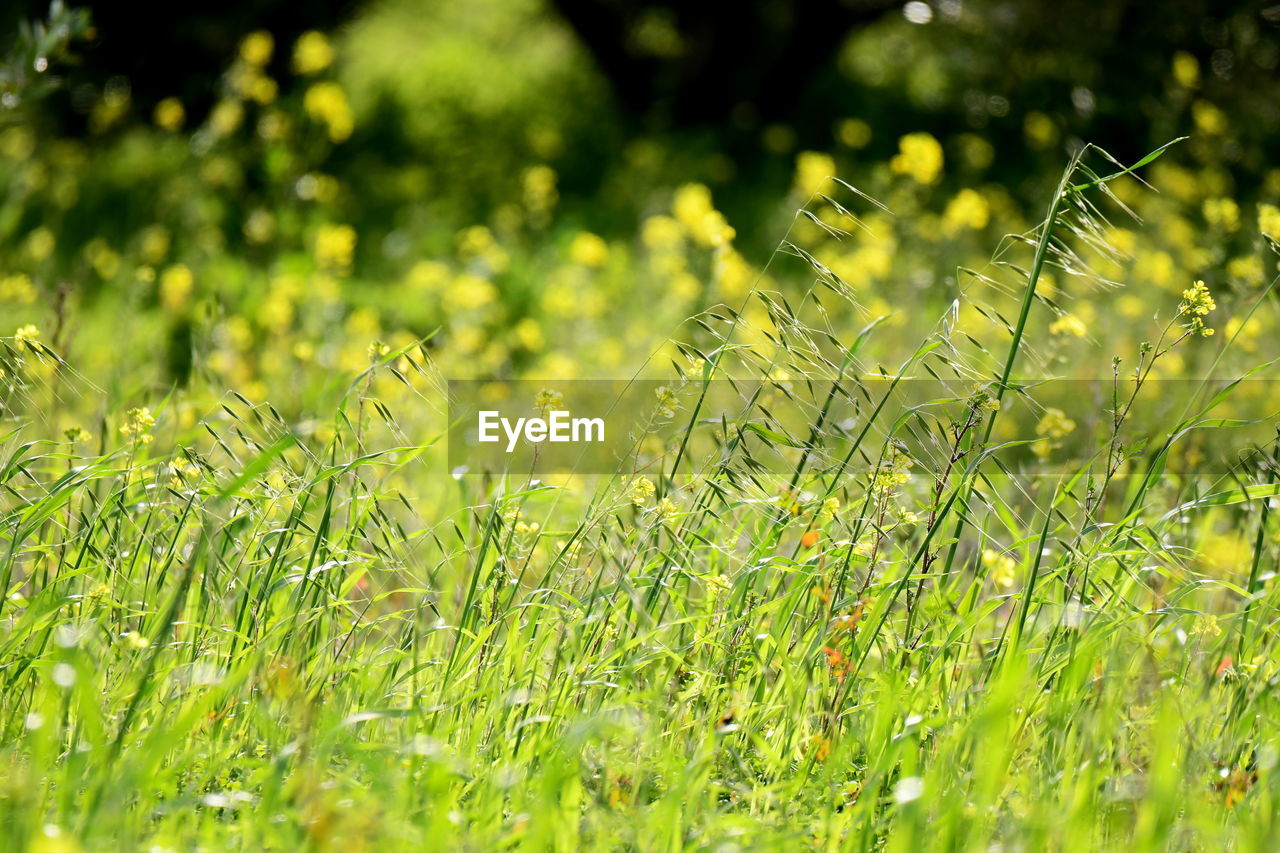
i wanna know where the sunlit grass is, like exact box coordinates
[2,142,1280,852]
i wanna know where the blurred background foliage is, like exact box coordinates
[0,0,1278,406]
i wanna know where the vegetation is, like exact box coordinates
[2,3,1280,850]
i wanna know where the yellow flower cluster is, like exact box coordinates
[315,224,357,273]
[119,407,156,446]
[293,31,335,75]
[673,184,735,247]
[890,133,943,184]
[1259,204,1280,242]
[1036,408,1076,440]
[629,476,656,506]
[153,98,185,132]
[982,549,1017,588]
[872,445,913,495]
[942,189,990,234]
[569,232,609,268]
[1032,407,1076,459]
[534,388,564,411]
[304,82,354,143]
[794,151,835,198]
[160,264,194,312]
[1049,313,1087,338]
[1178,280,1216,337]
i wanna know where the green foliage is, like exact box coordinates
[2,3,1280,849]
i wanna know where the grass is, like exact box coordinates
[3,145,1280,852]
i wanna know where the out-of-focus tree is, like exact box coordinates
[0,0,92,125]
[547,0,900,125]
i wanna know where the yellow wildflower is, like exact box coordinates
[794,151,835,197]
[942,188,990,234]
[0,273,36,304]
[153,98,185,132]
[64,426,91,444]
[26,227,55,262]
[569,231,609,268]
[1172,51,1200,88]
[1178,280,1216,337]
[1023,112,1058,149]
[673,184,735,247]
[240,31,274,67]
[314,223,357,273]
[1049,313,1087,338]
[656,497,679,524]
[1258,203,1280,242]
[982,549,1017,588]
[304,82,354,143]
[1203,197,1239,231]
[1036,408,1076,440]
[629,476,656,506]
[120,407,156,446]
[292,31,335,75]
[534,388,564,412]
[160,264,194,312]
[890,133,943,184]
[836,118,871,149]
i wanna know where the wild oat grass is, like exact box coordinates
[3,143,1280,852]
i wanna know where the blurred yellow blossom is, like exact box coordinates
[1172,51,1200,88]
[1049,313,1087,337]
[240,31,274,67]
[160,264,194,312]
[304,82,354,142]
[153,98,185,132]
[1191,101,1227,135]
[514,318,545,351]
[1037,408,1076,440]
[243,209,276,244]
[1259,203,1280,242]
[982,549,1017,588]
[714,247,752,299]
[673,183,735,247]
[642,215,683,251]
[629,476,656,506]
[534,388,563,412]
[794,151,835,197]
[523,165,558,221]
[444,274,497,312]
[408,260,449,291]
[139,225,170,264]
[569,232,609,268]
[209,100,245,137]
[119,407,156,446]
[0,273,35,304]
[293,31,335,75]
[1203,197,1239,231]
[314,224,357,273]
[942,189,990,234]
[26,227,55,262]
[956,134,994,170]
[836,118,871,149]
[64,426,92,444]
[1023,112,1058,149]
[890,133,943,184]
[1032,408,1075,459]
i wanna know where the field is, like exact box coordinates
[3,4,1280,850]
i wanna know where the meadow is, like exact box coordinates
[4,8,1280,851]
